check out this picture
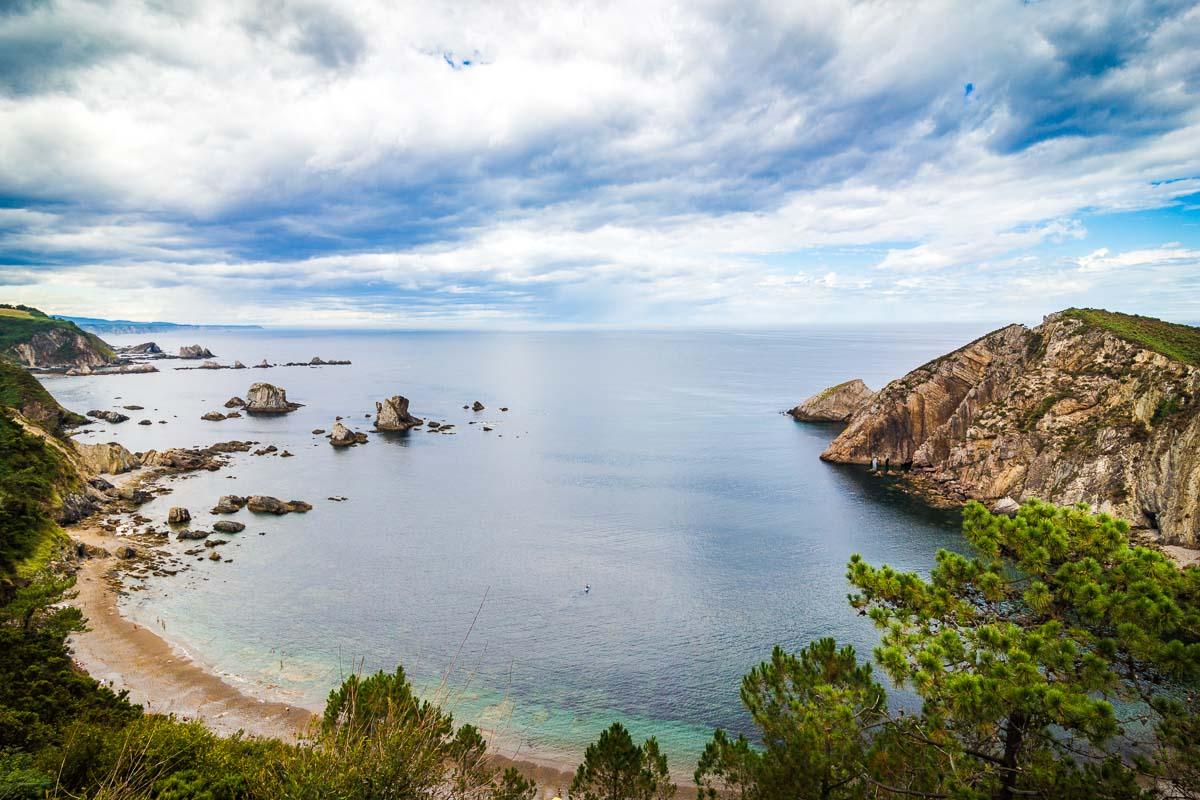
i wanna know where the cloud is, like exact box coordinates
[0,0,1198,325]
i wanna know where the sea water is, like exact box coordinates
[43,326,990,772]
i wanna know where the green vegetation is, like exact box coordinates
[0,303,114,364]
[696,500,1200,799]
[1063,307,1200,367]
[570,723,675,800]
[0,358,88,432]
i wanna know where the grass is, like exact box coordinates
[0,304,115,363]
[0,358,88,431]
[1062,308,1200,367]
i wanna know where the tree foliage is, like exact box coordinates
[570,722,677,800]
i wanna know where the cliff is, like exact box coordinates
[788,379,876,422]
[0,305,115,370]
[820,309,1200,547]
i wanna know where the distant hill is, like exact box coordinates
[0,305,115,370]
[58,315,263,335]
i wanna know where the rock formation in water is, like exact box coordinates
[86,409,130,424]
[246,495,311,514]
[75,441,139,474]
[330,421,369,446]
[244,382,302,414]
[820,309,1200,547]
[179,344,215,359]
[374,395,423,430]
[788,379,876,422]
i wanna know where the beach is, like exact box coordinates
[67,523,582,794]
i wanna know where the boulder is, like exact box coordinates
[788,379,876,422]
[211,495,247,514]
[233,361,246,369]
[224,396,246,409]
[125,342,162,354]
[201,411,227,421]
[286,500,312,513]
[167,507,191,525]
[74,441,138,474]
[138,419,152,425]
[472,400,485,411]
[116,545,139,560]
[330,422,368,446]
[255,359,271,368]
[198,360,222,369]
[992,497,1021,517]
[245,383,302,414]
[374,396,423,431]
[177,529,208,540]
[213,520,245,533]
[208,550,223,560]
[311,428,326,435]
[179,344,215,359]
[247,495,289,514]
[87,410,130,424]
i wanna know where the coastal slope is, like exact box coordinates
[821,309,1200,547]
[0,304,115,370]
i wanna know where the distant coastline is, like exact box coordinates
[58,315,264,335]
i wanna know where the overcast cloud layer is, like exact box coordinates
[2,0,1199,326]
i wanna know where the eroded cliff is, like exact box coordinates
[820,310,1200,546]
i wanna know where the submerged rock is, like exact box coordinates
[788,379,876,422]
[374,395,422,431]
[177,529,209,541]
[201,411,227,421]
[245,382,302,414]
[213,520,245,533]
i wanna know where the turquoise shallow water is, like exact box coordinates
[44,326,990,772]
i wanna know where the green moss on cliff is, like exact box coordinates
[0,413,75,583]
[1063,308,1200,367]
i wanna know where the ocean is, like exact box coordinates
[43,325,992,772]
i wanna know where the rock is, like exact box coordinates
[255,359,271,368]
[74,441,138,474]
[178,529,209,540]
[93,363,158,375]
[138,419,152,425]
[483,426,493,432]
[121,487,153,505]
[820,310,1200,547]
[245,383,302,414]
[211,495,247,514]
[233,361,246,369]
[198,360,222,369]
[124,342,162,354]
[286,500,312,513]
[167,507,191,525]
[788,379,876,422]
[374,395,423,431]
[213,520,245,533]
[87,410,130,424]
[991,497,1021,517]
[201,411,227,421]
[225,411,242,418]
[89,477,114,491]
[179,344,215,359]
[427,421,441,429]
[75,541,109,559]
[57,493,97,524]
[500,407,509,412]
[122,404,144,410]
[224,396,246,408]
[330,422,368,446]
[247,495,289,514]
[280,450,293,457]
[208,550,223,560]
[472,400,485,411]
[116,545,139,559]
[311,428,326,434]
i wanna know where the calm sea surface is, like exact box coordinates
[43,326,991,771]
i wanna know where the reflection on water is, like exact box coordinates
[45,325,990,768]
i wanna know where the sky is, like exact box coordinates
[1,0,1199,328]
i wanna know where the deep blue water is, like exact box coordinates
[44,326,990,771]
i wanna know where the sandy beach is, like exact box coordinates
[66,522,581,795]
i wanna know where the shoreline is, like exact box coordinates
[67,523,583,794]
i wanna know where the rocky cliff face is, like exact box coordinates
[788,379,876,422]
[8,327,114,370]
[821,311,1200,547]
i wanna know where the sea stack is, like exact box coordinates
[244,382,302,414]
[179,344,214,359]
[374,395,423,430]
[788,379,875,422]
